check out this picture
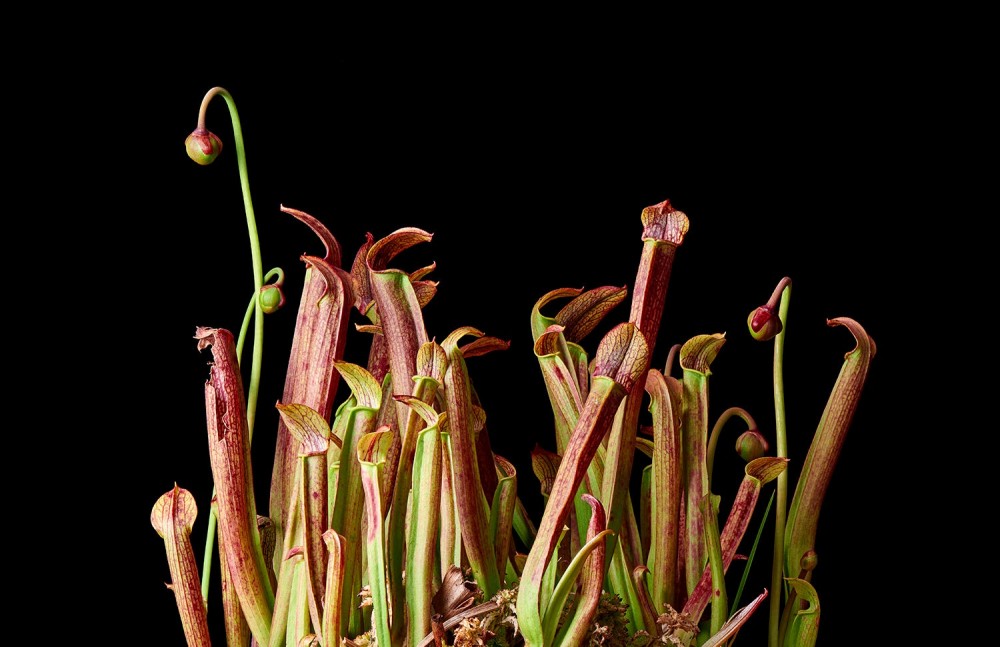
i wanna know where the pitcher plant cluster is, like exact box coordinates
[153,87,876,647]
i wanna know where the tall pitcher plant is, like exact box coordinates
[153,87,875,647]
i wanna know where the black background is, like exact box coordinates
[76,36,926,646]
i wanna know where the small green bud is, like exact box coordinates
[185,127,223,165]
[747,304,782,341]
[259,284,285,314]
[799,550,818,574]
[735,429,769,462]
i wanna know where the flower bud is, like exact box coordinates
[747,304,782,341]
[185,127,223,165]
[799,549,818,574]
[735,429,769,462]
[259,284,285,314]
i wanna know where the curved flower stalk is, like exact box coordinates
[784,318,876,579]
[151,485,211,647]
[749,276,793,647]
[270,207,353,563]
[705,406,758,485]
[185,87,266,438]
[517,322,649,647]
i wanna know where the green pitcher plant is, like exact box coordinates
[153,87,876,647]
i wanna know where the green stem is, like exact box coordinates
[767,281,791,647]
[706,406,757,486]
[198,87,265,439]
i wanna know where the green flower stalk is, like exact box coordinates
[754,276,791,647]
[187,87,265,437]
[706,406,759,484]
[151,485,211,647]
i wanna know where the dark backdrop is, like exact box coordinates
[93,46,914,646]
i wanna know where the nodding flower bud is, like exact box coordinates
[185,128,223,165]
[259,284,285,314]
[799,550,818,574]
[735,429,769,462]
[747,304,782,341]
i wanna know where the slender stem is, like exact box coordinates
[767,282,791,647]
[706,406,757,485]
[263,266,285,287]
[200,290,258,602]
[198,86,265,440]
[766,277,793,309]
